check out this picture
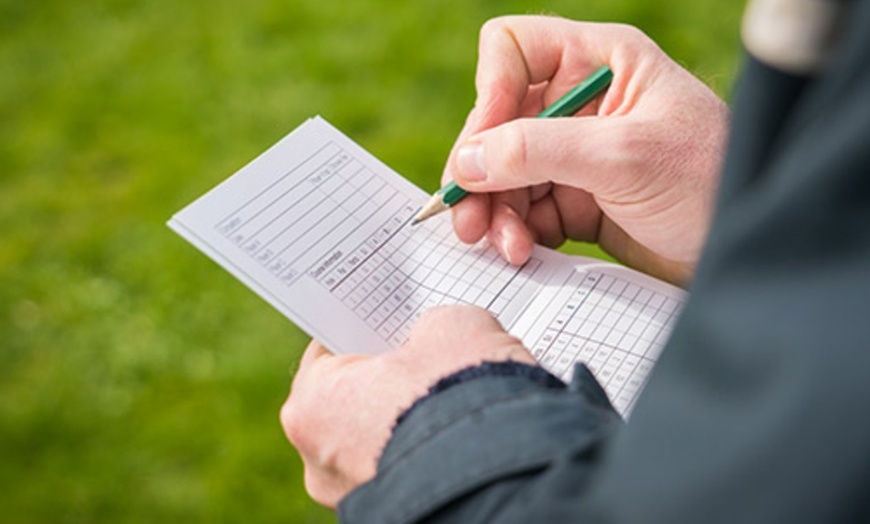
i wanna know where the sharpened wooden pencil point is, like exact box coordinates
[412,192,450,224]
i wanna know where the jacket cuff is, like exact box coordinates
[395,360,568,426]
[338,363,622,523]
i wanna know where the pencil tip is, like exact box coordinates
[412,193,450,225]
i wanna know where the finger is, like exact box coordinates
[441,107,486,186]
[410,304,505,345]
[443,16,616,238]
[408,305,535,367]
[487,189,534,265]
[445,16,604,161]
[469,18,531,132]
[525,195,566,248]
[444,84,546,244]
[450,192,491,244]
[475,17,579,125]
[551,185,602,242]
[454,117,639,197]
[475,16,636,122]
[298,338,333,373]
[529,182,553,203]
[441,106,498,243]
[444,17,655,246]
[303,468,341,510]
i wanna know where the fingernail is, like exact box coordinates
[501,230,515,265]
[489,230,506,262]
[490,230,514,265]
[456,142,487,182]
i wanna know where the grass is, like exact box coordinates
[0,0,743,521]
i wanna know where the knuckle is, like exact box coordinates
[610,23,650,45]
[414,306,440,327]
[479,16,508,40]
[598,23,660,59]
[279,399,304,446]
[303,468,335,508]
[478,18,496,39]
[414,305,457,328]
[414,304,488,332]
[494,122,529,185]
[280,395,322,455]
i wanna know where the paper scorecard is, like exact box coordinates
[169,116,686,416]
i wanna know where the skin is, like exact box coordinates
[280,15,731,509]
[445,16,729,287]
[281,306,535,508]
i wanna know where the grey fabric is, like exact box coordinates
[339,0,870,521]
[340,367,622,523]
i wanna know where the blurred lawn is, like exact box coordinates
[0,0,743,522]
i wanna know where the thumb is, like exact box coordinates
[452,117,638,197]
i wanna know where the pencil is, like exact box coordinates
[412,64,614,225]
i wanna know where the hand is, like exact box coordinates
[444,16,730,286]
[280,305,535,508]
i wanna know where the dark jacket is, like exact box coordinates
[340,1,870,521]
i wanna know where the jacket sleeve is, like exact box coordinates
[339,363,624,523]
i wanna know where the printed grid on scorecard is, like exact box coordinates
[531,269,684,415]
[212,140,544,348]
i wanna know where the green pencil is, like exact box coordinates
[412,64,614,225]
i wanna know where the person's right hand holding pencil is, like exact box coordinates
[441,16,730,286]
[414,64,614,225]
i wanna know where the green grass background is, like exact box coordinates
[1,0,743,521]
